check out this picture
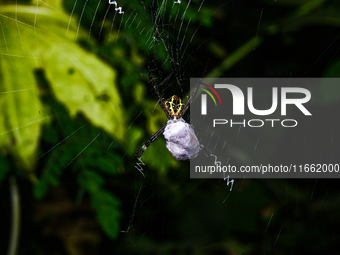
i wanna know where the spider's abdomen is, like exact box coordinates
[163,119,201,160]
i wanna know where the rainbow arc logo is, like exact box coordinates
[197,82,222,115]
[198,82,222,106]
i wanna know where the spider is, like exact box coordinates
[134,68,234,190]
[135,65,203,161]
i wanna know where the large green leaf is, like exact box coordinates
[79,170,121,239]
[0,4,125,172]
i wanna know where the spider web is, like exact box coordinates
[1,0,340,254]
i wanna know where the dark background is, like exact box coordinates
[1,0,340,254]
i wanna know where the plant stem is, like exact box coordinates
[7,176,20,255]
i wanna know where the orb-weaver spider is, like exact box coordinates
[134,66,234,190]
[135,65,203,160]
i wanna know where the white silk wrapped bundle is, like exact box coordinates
[163,119,201,160]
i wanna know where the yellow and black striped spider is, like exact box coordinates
[134,66,234,191]
[135,65,202,160]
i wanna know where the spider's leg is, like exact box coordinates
[181,62,209,117]
[148,62,172,120]
[200,144,211,158]
[135,123,167,159]
[181,80,201,116]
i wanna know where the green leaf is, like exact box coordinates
[92,157,120,175]
[32,0,63,10]
[0,43,43,171]
[78,169,121,239]
[91,190,121,239]
[33,178,49,199]
[0,4,126,173]
[78,170,105,193]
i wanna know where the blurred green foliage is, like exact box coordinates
[1,0,340,254]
